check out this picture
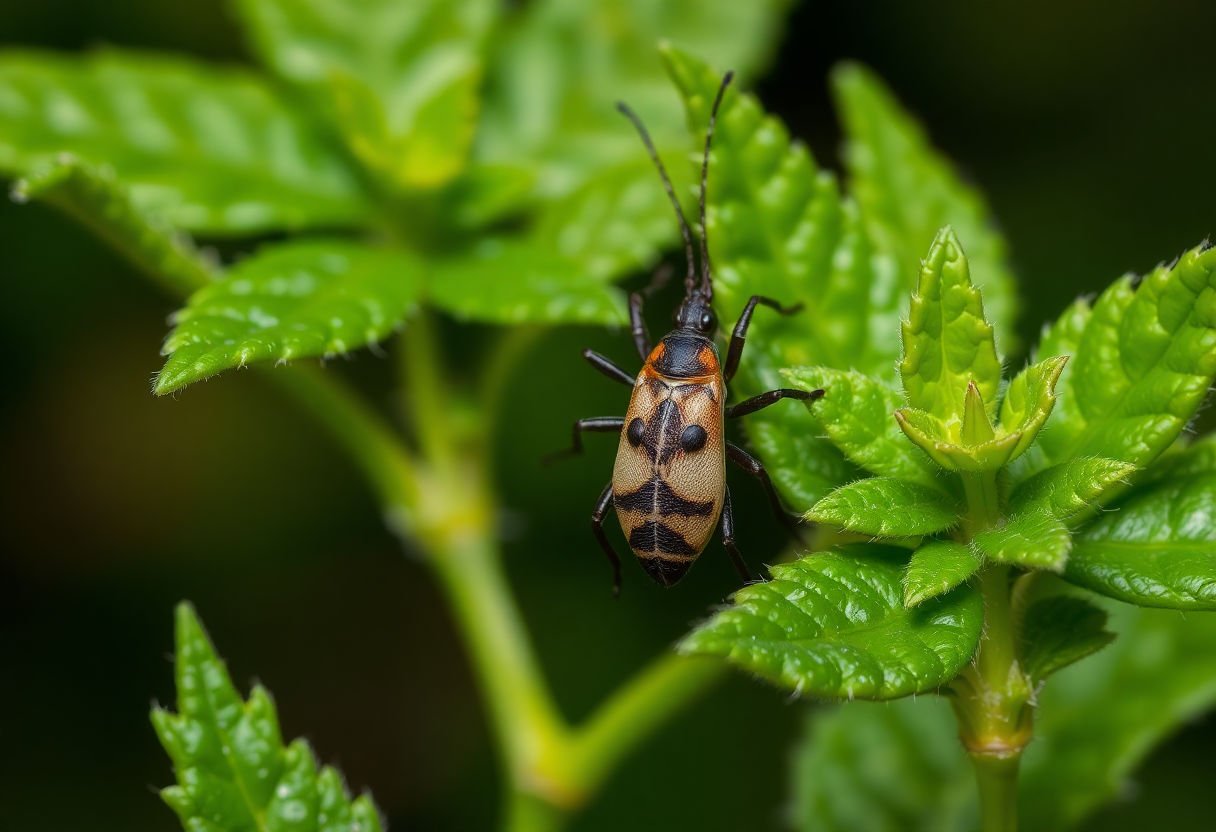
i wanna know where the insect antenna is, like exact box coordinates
[616,101,698,296]
[698,71,734,299]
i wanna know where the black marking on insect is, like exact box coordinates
[546,71,825,594]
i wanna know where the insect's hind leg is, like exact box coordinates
[719,487,754,583]
[726,441,807,545]
[544,417,625,465]
[592,482,623,596]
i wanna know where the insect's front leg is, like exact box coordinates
[726,441,807,544]
[723,295,804,382]
[591,482,623,596]
[582,349,635,387]
[726,387,823,418]
[718,486,753,582]
[544,417,625,465]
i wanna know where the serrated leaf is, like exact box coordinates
[904,540,982,608]
[974,510,1072,572]
[428,238,627,326]
[808,477,960,537]
[782,367,943,488]
[1017,595,1114,682]
[1065,473,1216,609]
[235,0,496,190]
[895,405,1020,473]
[153,603,383,832]
[1009,456,1136,522]
[12,156,215,296]
[832,62,1017,339]
[900,227,1001,425]
[156,240,422,394]
[997,355,1068,460]
[1035,243,1216,472]
[0,50,370,234]
[682,545,983,699]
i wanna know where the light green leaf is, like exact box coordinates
[1009,456,1136,522]
[832,62,1017,339]
[1065,473,1216,609]
[152,603,383,832]
[682,546,983,699]
[1035,243,1216,471]
[1017,595,1114,682]
[156,240,422,394]
[974,511,1072,572]
[12,156,215,296]
[904,540,982,608]
[895,405,1020,473]
[997,355,1068,460]
[235,0,496,190]
[782,367,943,488]
[0,50,370,234]
[808,478,960,537]
[900,227,1001,424]
[429,238,627,326]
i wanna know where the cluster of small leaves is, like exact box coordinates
[153,604,383,832]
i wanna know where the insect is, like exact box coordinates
[550,71,824,593]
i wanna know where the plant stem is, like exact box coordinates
[973,753,1020,832]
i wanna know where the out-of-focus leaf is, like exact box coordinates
[1017,595,1114,682]
[12,156,215,296]
[904,540,982,608]
[974,510,1071,572]
[0,50,370,233]
[808,478,960,537]
[429,238,627,326]
[832,63,1017,339]
[682,546,983,700]
[156,240,422,394]
[1009,457,1136,523]
[1064,474,1216,610]
[152,603,383,832]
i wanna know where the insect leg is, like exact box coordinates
[582,348,635,386]
[719,486,753,582]
[543,417,625,465]
[592,482,623,596]
[723,295,804,382]
[629,291,651,360]
[726,441,807,544]
[726,387,823,419]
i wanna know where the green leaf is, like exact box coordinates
[997,355,1068,460]
[234,0,496,190]
[974,510,1072,572]
[1035,243,1216,471]
[12,156,215,296]
[1065,473,1216,609]
[900,227,1001,425]
[153,603,383,832]
[428,238,627,326]
[904,540,982,608]
[156,240,423,394]
[808,477,960,537]
[681,545,983,699]
[0,50,370,234]
[895,404,1019,473]
[832,62,1017,339]
[782,367,943,488]
[1017,595,1114,682]
[1009,456,1136,522]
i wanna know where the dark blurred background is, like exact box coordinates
[2,1,1215,830]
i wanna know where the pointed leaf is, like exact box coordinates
[900,227,1001,424]
[904,540,982,608]
[153,603,383,832]
[156,240,423,394]
[1009,456,1136,522]
[808,478,960,537]
[895,406,1019,473]
[0,50,370,233]
[1065,473,1216,609]
[682,545,983,699]
[997,355,1068,460]
[974,511,1071,572]
[1018,596,1114,682]
[960,380,995,445]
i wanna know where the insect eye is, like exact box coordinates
[700,311,715,330]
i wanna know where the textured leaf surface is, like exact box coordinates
[997,355,1068,461]
[1065,473,1216,609]
[833,63,1016,339]
[974,511,1071,572]
[1017,595,1114,682]
[681,546,983,699]
[1009,456,1136,523]
[429,239,627,326]
[808,478,960,537]
[895,404,1019,473]
[900,227,1000,425]
[152,603,383,832]
[157,240,422,394]
[904,540,982,608]
[0,50,370,233]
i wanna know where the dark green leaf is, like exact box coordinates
[157,240,422,394]
[904,540,982,608]
[808,478,960,537]
[152,603,383,832]
[1065,473,1216,609]
[1017,595,1114,682]
[681,546,983,699]
[0,50,370,233]
[1009,456,1137,523]
[974,511,1071,572]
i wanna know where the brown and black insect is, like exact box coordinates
[550,72,824,593]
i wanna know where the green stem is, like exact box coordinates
[974,754,1020,832]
